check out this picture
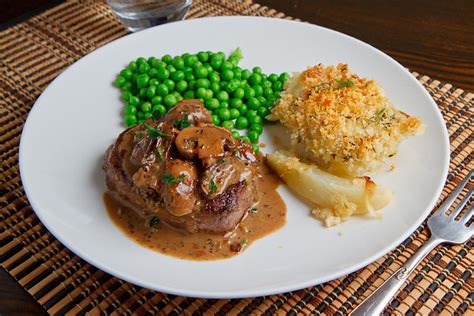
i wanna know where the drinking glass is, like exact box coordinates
[107,0,193,32]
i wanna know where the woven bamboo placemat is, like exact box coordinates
[1,0,473,314]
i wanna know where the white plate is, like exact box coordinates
[19,16,449,298]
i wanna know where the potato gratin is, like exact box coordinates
[268,64,424,226]
[268,64,424,177]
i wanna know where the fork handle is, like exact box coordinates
[351,236,443,315]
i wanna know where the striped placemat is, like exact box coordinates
[1,0,472,314]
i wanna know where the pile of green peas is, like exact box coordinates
[114,48,289,152]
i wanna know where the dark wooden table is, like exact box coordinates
[1,0,473,315]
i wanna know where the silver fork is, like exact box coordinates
[351,169,473,316]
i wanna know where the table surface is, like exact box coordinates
[0,0,472,315]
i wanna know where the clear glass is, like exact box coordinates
[107,0,193,32]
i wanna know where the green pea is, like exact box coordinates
[156,68,170,80]
[229,108,240,120]
[192,61,203,70]
[184,55,198,67]
[221,120,234,130]
[226,79,240,93]
[138,63,150,74]
[230,98,243,108]
[249,74,262,86]
[150,59,162,69]
[216,91,229,102]
[156,84,169,96]
[268,74,278,82]
[183,90,195,99]
[148,68,158,78]
[194,66,209,79]
[204,64,213,74]
[273,81,283,92]
[136,74,149,88]
[128,61,138,72]
[253,85,263,96]
[185,72,195,82]
[139,88,147,98]
[266,95,277,108]
[279,72,290,82]
[136,57,147,65]
[241,69,251,80]
[125,115,137,127]
[231,130,240,138]
[252,66,262,74]
[237,104,248,115]
[247,97,261,110]
[120,69,133,80]
[147,56,157,64]
[246,110,258,118]
[209,72,220,83]
[263,87,273,97]
[248,131,259,143]
[235,117,249,129]
[257,96,266,105]
[115,76,127,88]
[262,80,272,89]
[244,87,255,99]
[151,96,163,105]
[221,61,233,71]
[137,111,145,119]
[149,78,159,87]
[166,65,176,73]
[233,88,245,99]
[210,54,223,70]
[211,114,221,126]
[233,67,242,79]
[146,86,156,99]
[241,136,250,143]
[144,112,153,119]
[176,80,188,93]
[217,108,231,121]
[196,88,207,99]
[137,118,145,124]
[140,102,152,113]
[129,96,140,106]
[219,81,228,90]
[163,79,175,91]
[257,105,269,118]
[152,104,167,119]
[210,82,220,94]
[188,80,196,90]
[170,70,185,82]
[164,94,177,108]
[124,104,137,115]
[248,114,263,125]
[121,91,132,102]
[239,79,248,88]
[197,51,209,62]
[250,123,263,135]
[221,69,234,81]
[122,82,133,91]
[228,56,239,67]
[252,143,260,153]
[196,78,210,89]
[171,57,184,70]
[273,91,281,99]
[219,101,229,108]
[204,89,213,100]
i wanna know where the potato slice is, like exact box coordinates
[267,150,393,225]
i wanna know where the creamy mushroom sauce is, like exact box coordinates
[104,162,286,260]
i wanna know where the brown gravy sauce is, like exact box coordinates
[104,162,286,260]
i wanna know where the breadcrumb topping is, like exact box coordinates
[268,64,424,176]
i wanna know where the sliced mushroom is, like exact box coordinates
[162,99,212,127]
[175,125,236,162]
[160,159,199,217]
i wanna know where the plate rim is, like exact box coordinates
[19,16,450,298]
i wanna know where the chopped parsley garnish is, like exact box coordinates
[209,178,218,194]
[334,79,355,89]
[149,216,160,227]
[240,238,248,247]
[250,207,258,214]
[174,114,192,130]
[155,147,164,160]
[160,173,185,186]
[144,123,169,138]
[217,158,225,164]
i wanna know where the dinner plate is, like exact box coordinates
[19,16,449,298]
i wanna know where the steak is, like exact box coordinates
[103,99,259,233]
